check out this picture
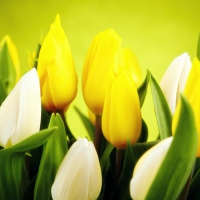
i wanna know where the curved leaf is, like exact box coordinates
[150,71,172,139]
[0,127,57,200]
[74,106,95,140]
[138,70,150,107]
[145,95,198,199]
[0,77,7,105]
[34,113,68,200]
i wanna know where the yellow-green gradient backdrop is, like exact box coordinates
[0,0,200,140]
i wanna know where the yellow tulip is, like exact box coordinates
[172,57,200,157]
[119,48,143,88]
[82,29,122,115]
[0,35,21,93]
[37,14,77,111]
[102,67,142,148]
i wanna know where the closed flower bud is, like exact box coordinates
[160,53,191,115]
[0,68,41,148]
[82,29,122,115]
[119,48,143,88]
[0,35,21,93]
[51,138,102,200]
[173,58,200,156]
[130,137,173,200]
[37,14,78,111]
[102,67,142,148]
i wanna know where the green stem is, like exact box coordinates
[177,159,196,200]
[115,148,125,183]
[58,109,75,144]
[93,115,102,157]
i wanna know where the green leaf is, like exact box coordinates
[0,76,7,105]
[113,140,134,200]
[0,42,16,93]
[21,175,37,200]
[138,70,150,107]
[34,113,68,200]
[188,168,200,199]
[188,169,200,200]
[150,71,172,139]
[197,32,200,60]
[40,105,50,130]
[0,127,56,200]
[100,142,114,173]
[0,152,24,200]
[74,106,95,140]
[0,127,57,154]
[136,119,148,143]
[145,95,198,200]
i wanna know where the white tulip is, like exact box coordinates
[160,53,191,115]
[0,68,41,148]
[130,137,173,200]
[51,138,102,200]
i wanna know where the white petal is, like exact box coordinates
[160,53,191,115]
[130,137,173,200]
[0,68,41,147]
[11,68,41,145]
[51,138,102,200]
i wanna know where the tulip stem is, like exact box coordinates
[115,148,125,183]
[177,160,196,200]
[58,109,75,143]
[93,115,102,157]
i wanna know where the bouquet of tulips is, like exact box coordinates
[0,14,200,200]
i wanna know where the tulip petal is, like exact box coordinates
[47,62,77,110]
[12,68,41,146]
[130,137,173,200]
[0,68,41,147]
[37,14,77,111]
[160,53,191,115]
[51,138,102,200]
[102,68,141,148]
[82,29,122,114]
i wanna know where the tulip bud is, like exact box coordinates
[172,58,200,156]
[0,35,21,93]
[102,67,142,148]
[119,48,143,88]
[0,68,41,148]
[37,14,78,111]
[51,138,102,200]
[82,29,122,115]
[160,53,191,115]
[130,137,173,200]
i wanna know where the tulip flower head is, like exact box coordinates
[102,67,142,148]
[172,58,200,157]
[37,14,78,111]
[160,53,191,115]
[0,68,41,148]
[130,137,173,200]
[0,35,21,93]
[82,28,122,115]
[51,138,102,200]
[119,48,143,88]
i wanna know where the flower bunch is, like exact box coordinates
[0,14,200,200]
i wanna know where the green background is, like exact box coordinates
[0,0,200,140]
